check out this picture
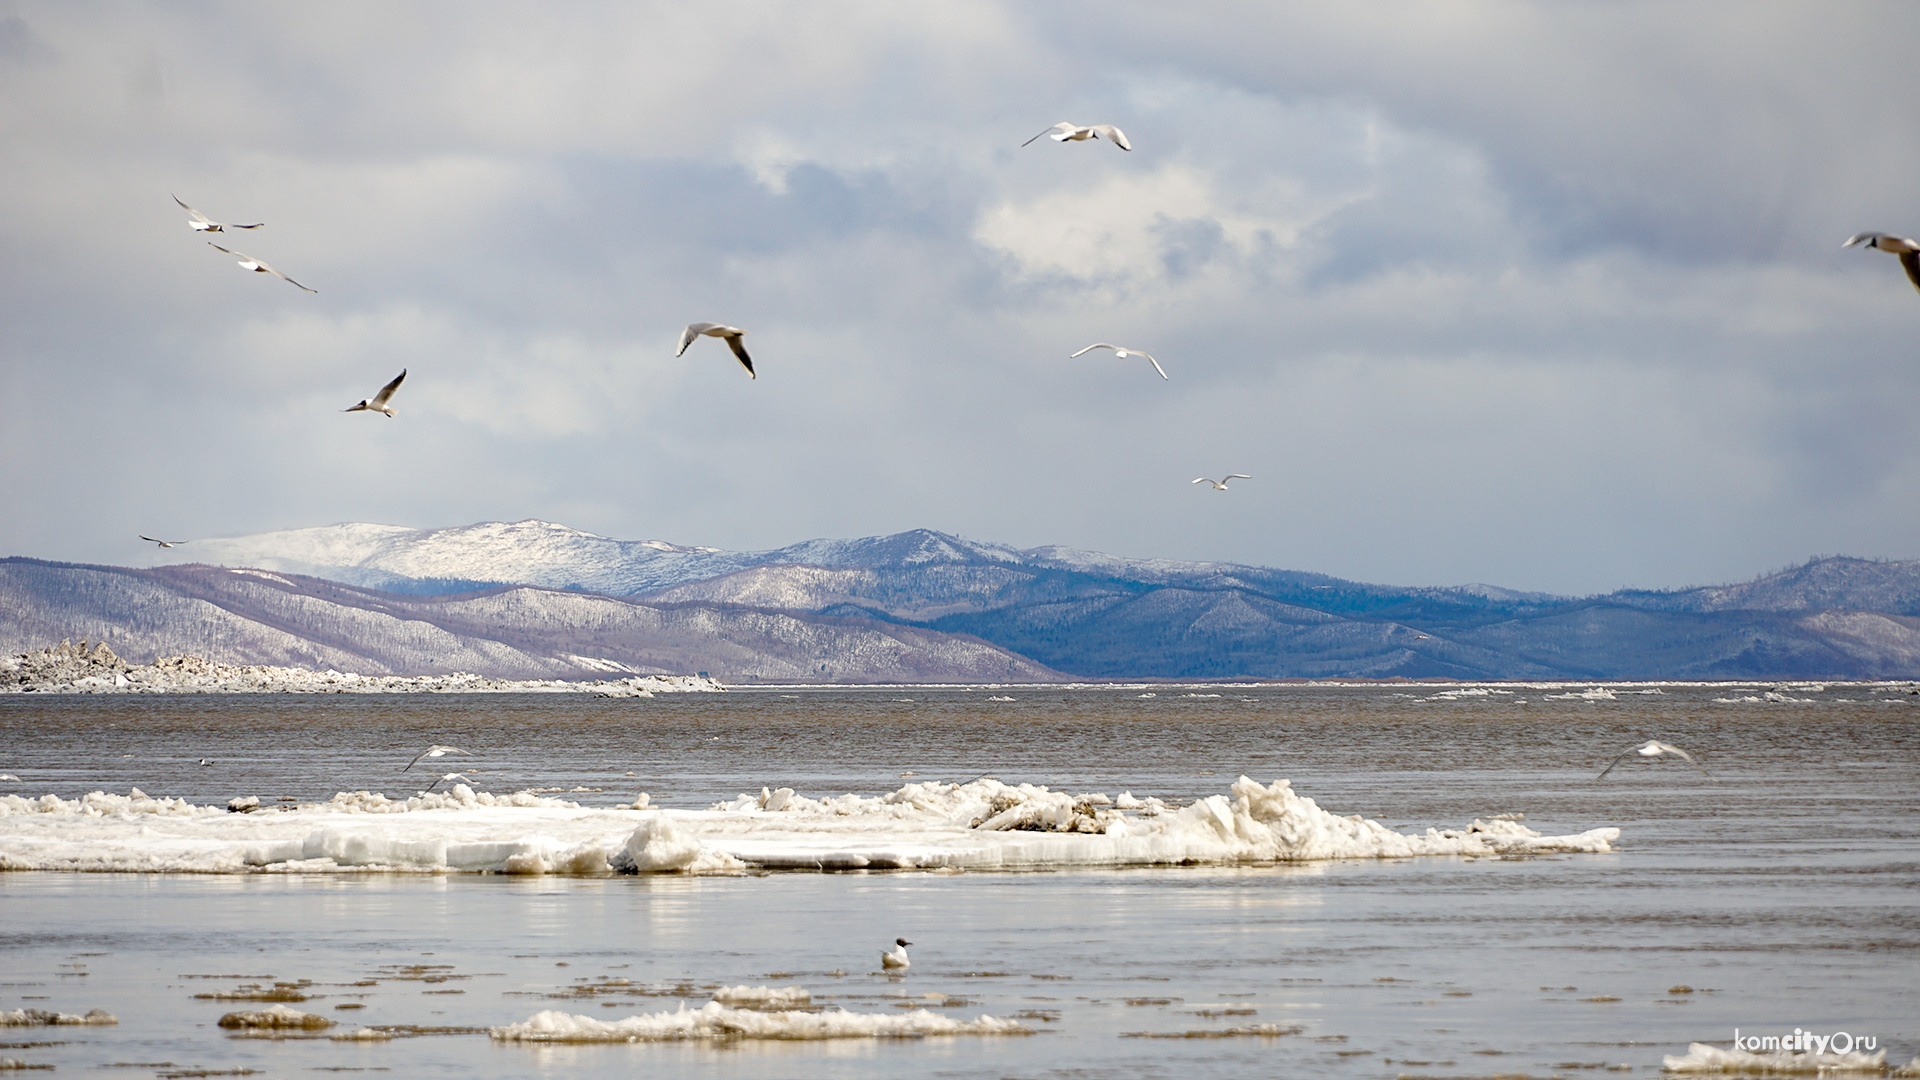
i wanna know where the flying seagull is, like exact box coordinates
[880,938,912,971]
[404,744,471,771]
[207,243,315,292]
[1022,122,1131,151]
[423,772,473,793]
[1596,739,1716,781]
[173,195,262,233]
[676,322,755,378]
[1192,475,1252,491]
[1071,342,1167,380]
[344,370,407,417]
[1843,232,1920,295]
[140,535,189,548]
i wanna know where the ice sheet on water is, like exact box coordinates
[710,985,811,1007]
[1662,1042,1888,1074]
[0,776,1619,875]
[489,1001,1029,1042]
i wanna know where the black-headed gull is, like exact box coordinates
[423,772,473,792]
[1596,739,1715,781]
[208,243,315,292]
[1843,232,1920,295]
[140,535,189,548]
[404,744,470,771]
[1071,342,1167,380]
[1192,475,1252,491]
[173,195,261,233]
[880,938,911,971]
[1022,122,1131,151]
[344,370,407,417]
[676,322,755,378]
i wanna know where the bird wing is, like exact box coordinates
[1901,251,1920,294]
[260,261,316,292]
[1595,748,1639,779]
[1092,125,1132,150]
[1843,232,1886,248]
[371,369,407,407]
[1070,343,1116,358]
[677,323,710,356]
[403,749,430,771]
[1227,474,1251,480]
[1655,743,1716,779]
[139,535,183,545]
[1022,122,1072,147]
[174,194,212,224]
[1191,478,1210,485]
[1141,352,1168,379]
[723,333,756,378]
[208,242,237,256]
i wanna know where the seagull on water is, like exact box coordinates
[1071,343,1167,380]
[676,322,755,378]
[344,370,407,417]
[881,938,912,971]
[1596,739,1716,781]
[173,195,262,233]
[1192,475,1252,491]
[1843,232,1920,295]
[424,772,473,792]
[140,535,189,548]
[404,744,471,771]
[207,242,315,292]
[1022,122,1131,151]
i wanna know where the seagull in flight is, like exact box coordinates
[1071,343,1167,379]
[1192,475,1252,491]
[1596,739,1716,781]
[207,243,315,292]
[173,195,262,233]
[405,744,471,771]
[1022,122,1131,151]
[1843,232,1920,295]
[344,370,407,417]
[423,772,473,792]
[676,322,755,378]
[140,535,189,548]
[880,938,912,971]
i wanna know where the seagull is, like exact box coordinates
[173,195,262,233]
[1596,739,1716,781]
[1022,122,1132,151]
[198,759,213,767]
[344,370,407,417]
[1071,343,1167,380]
[1843,232,1920,295]
[140,535,189,548]
[1192,475,1252,491]
[676,322,755,378]
[880,938,912,971]
[207,243,315,292]
[404,744,471,771]
[423,772,473,792]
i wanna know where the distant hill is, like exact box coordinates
[22,522,1920,679]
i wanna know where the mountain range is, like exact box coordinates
[6,519,1920,680]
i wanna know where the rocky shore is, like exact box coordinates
[0,640,723,696]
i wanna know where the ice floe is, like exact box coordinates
[0,775,1619,875]
[1662,1041,1889,1074]
[0,640,722,695]
[489,1001,1029,1042]
[217,1004,333,1030]
[0,1009,115,1026]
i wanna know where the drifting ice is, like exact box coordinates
[489,1001,1030,1042]
[0,777,1619,875]
[1662,1042,1890,1074]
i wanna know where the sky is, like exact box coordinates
[4,1,1919,597]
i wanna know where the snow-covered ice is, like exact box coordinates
[0,1009,115,1026]
[0,776,1619,875]
[489,1001,1030,1042]
[1663,1042,1889,1074]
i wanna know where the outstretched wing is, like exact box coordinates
[724,334,755,378]
[1226,475,1251,480]
[1901,250,1920,294]
[1070,343,1117,358]
[1091,124,1132,150]
[261,261,317,293]
[678,323,713,356]
[173,194,212,224]
[1022,121,1072,147]
[371,369,407,407]
[208,242,237,256]
[1191,478,1210,485]
[1595,749,1637,780]
[1140,352,1168,379]
[1843,232,1887,248]
[1655,742,1716,780]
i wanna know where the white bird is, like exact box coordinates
[1071,342,1167,380]
[676,322,755,378]
[173,194,262,233]
[1022,122,1131,151]
[423,772,473,792]
[404,744,470,771]
[207,243,315,292]
[1192,475,1252,491]
[880,938,912,971]
[344,370,407,417]
[1596,739,1716,781]
[140,535,189,548]
[1843,232,1920,295]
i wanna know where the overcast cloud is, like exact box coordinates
[4,1,1918,595]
